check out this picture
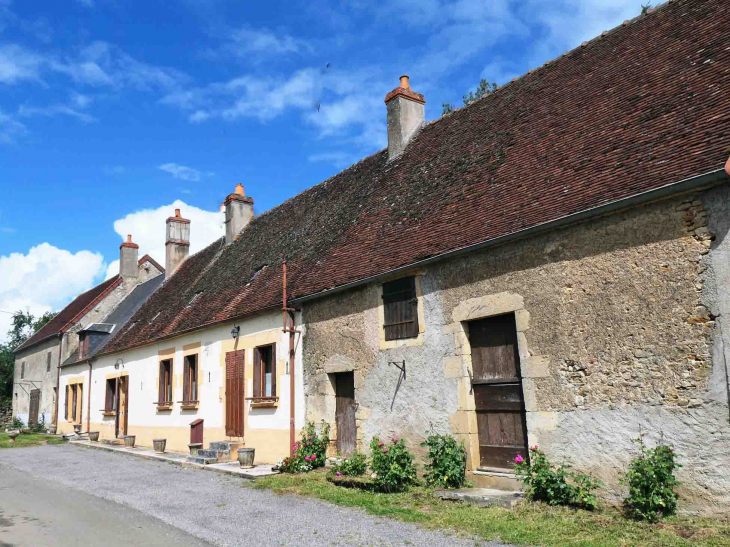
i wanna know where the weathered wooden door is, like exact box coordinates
[335,372,357,454]
[469,314,529,470]
[29,389,41,426]
[117,377,128,437]
[225,350,245,438]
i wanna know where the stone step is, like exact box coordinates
[101,438,123,446]
[436,488,524,509]
[186,456,219,465]
[196,449,219,458]
[471,469,522,491]
[209,441,234,451]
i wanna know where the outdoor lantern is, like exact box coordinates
[114,358,123,370]
[231,326,240,339]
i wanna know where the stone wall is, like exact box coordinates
[303,189,730,514]
[0,405,12,428]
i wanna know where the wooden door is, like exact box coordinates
[29,389,41,426]
[225,350,245,438]
[117,377,129,437]
[469,314,529,470]
[335,372,357,454]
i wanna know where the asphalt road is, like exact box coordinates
[0,444,509,547]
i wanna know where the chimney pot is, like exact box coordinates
[385,75,426,160]
[126,234,132,243]
[119,234,139,287]
[235,183,245,196]
[165,209,190,279]
[224,184,254,245]
[175,208,181,218]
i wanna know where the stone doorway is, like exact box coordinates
[334,372,357,455]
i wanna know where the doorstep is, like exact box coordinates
[68,440,279,479]
[436,488,524,509]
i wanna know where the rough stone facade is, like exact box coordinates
[303,190,730,515]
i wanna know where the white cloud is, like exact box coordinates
[0,243,105,343]
[0,109,26,143]
[308,151,359,169]
[0,44,44,84]
[159,163,203,182]
[227,27,313,57]
[18,103,97,123]
[105,199,225,279]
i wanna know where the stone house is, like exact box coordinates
[12,244,164,428]
[52,0,728,513]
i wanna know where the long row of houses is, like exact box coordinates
[12,0,730,514]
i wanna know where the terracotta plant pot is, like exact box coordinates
[153,439,167,454]
[123,435,136,449]
[7,430,20,443]
[188,443,202,456]
[237,448,255,469]
[88,431,100,442]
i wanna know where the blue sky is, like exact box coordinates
[0,0,644,340]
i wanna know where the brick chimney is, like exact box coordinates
[224,183,254,245]
[165,209,190,280]
[119,234,139,289]
[384,75,425,160]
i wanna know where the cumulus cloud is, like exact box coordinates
[105,199,224,280]
[159,163,203,182]
[0,243,105,343]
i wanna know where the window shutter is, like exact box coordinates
[183,356,191,402]
[105,380,113,411]
[270,344,277,397]
[65,385,69,420]
[382,277,419,341]
[78,385,83,424]
[253,348,261,397]
[158,361,165,403]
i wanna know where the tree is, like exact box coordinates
[0,310,58,406]
[442,78,498,116]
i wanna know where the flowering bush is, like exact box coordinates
[514,446,602,510]
[278,421,330,474]
[420,432,470,489]
[331,452,368,477]
[620,438,681,522]
[369,436,418,492]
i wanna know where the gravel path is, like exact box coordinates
[0,444,510,547]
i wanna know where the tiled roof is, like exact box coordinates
[15,275,122,353]
[102,0,730,355]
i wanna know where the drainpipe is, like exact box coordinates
[87,358,93,434]
[53,333,64,426]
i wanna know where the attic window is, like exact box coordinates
[186,292,203,307]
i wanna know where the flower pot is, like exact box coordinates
[48,424,57,435]
[237,448,255,469]
[188,443,202,456]
[153,439,167,454]
[7,430,20,443]
[73,424,81,434]
[21,428,31,434]
[89,431,100,442]
[123,435,136,449]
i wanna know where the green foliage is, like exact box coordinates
[620,438,681,522]
[11,416,24,430]
[29,414,46,433]
[279,421,330,473]
[463,79,497,106]
[0,309,58,406]
[331,452,368,477]
[420,432,470,489]
[641,3,652,15]
[515,446,602,510]
[442,103,454,115]
[370,435,418,492]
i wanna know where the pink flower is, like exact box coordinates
[378,442,384,447]
[336,471,341,477]
[342,457,347,461]
[371,473,377,479]
[383,449,389,454]
[515,454,524,464]
[531,445,538,451]
[392,436,398,442]
[305,455,310,461]
[311,455,316,460]
[307,436,312,440]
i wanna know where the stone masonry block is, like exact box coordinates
[515,309,530,332]
[522,378,537,412]
[457,377,475,411]
[444,356,464,378]
[521,356,549,378]
[452,292,524,323]
[516,332,531,360]
[525,411,557,432]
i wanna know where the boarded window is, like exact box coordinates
[105,379,117,412]
[64,385,69,420]
[79,335,90,360]
[253,344,276,398]
[382,276,419,341]
[20,362,24,379]
[46,352,52,373]
[158,359,173,404]
[183,354,198,403]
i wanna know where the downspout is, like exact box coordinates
[53,333,63,426]
[87,358,94,434]
[283,260,295,457]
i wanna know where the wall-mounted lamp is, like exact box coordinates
[114,358,124,370]
[231,326,240,339]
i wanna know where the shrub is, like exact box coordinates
[370,436,418,492]
[30,415,45,433]
[331,452,368,477]
[620,438,681,522]
[514,446,602,510]
[278,421,330,473]
[420,432,470,489]
[11,416,24,430]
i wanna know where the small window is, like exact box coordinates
[253,344,276,399]
[158,359,173,404]
[382,276,419,341]
[20,362,25,379]
[78,334,90,360]
[105,379,118,412]
[47,352,52,373]
[183,354,198,403]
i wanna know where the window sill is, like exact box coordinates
[101,411,116,417]
[180,403,199,410]
[247,397,279,408]
[154,403,173,411]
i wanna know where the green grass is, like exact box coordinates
[247,470,730,547]
[0,432,66,449]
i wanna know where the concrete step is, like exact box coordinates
[470,469,522,491]
[186,456,219,465]
[101,438,123,446]
[436,488,524,509]
[208,441,242,461]
[196,449,219,458]
[209,441,233,451]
